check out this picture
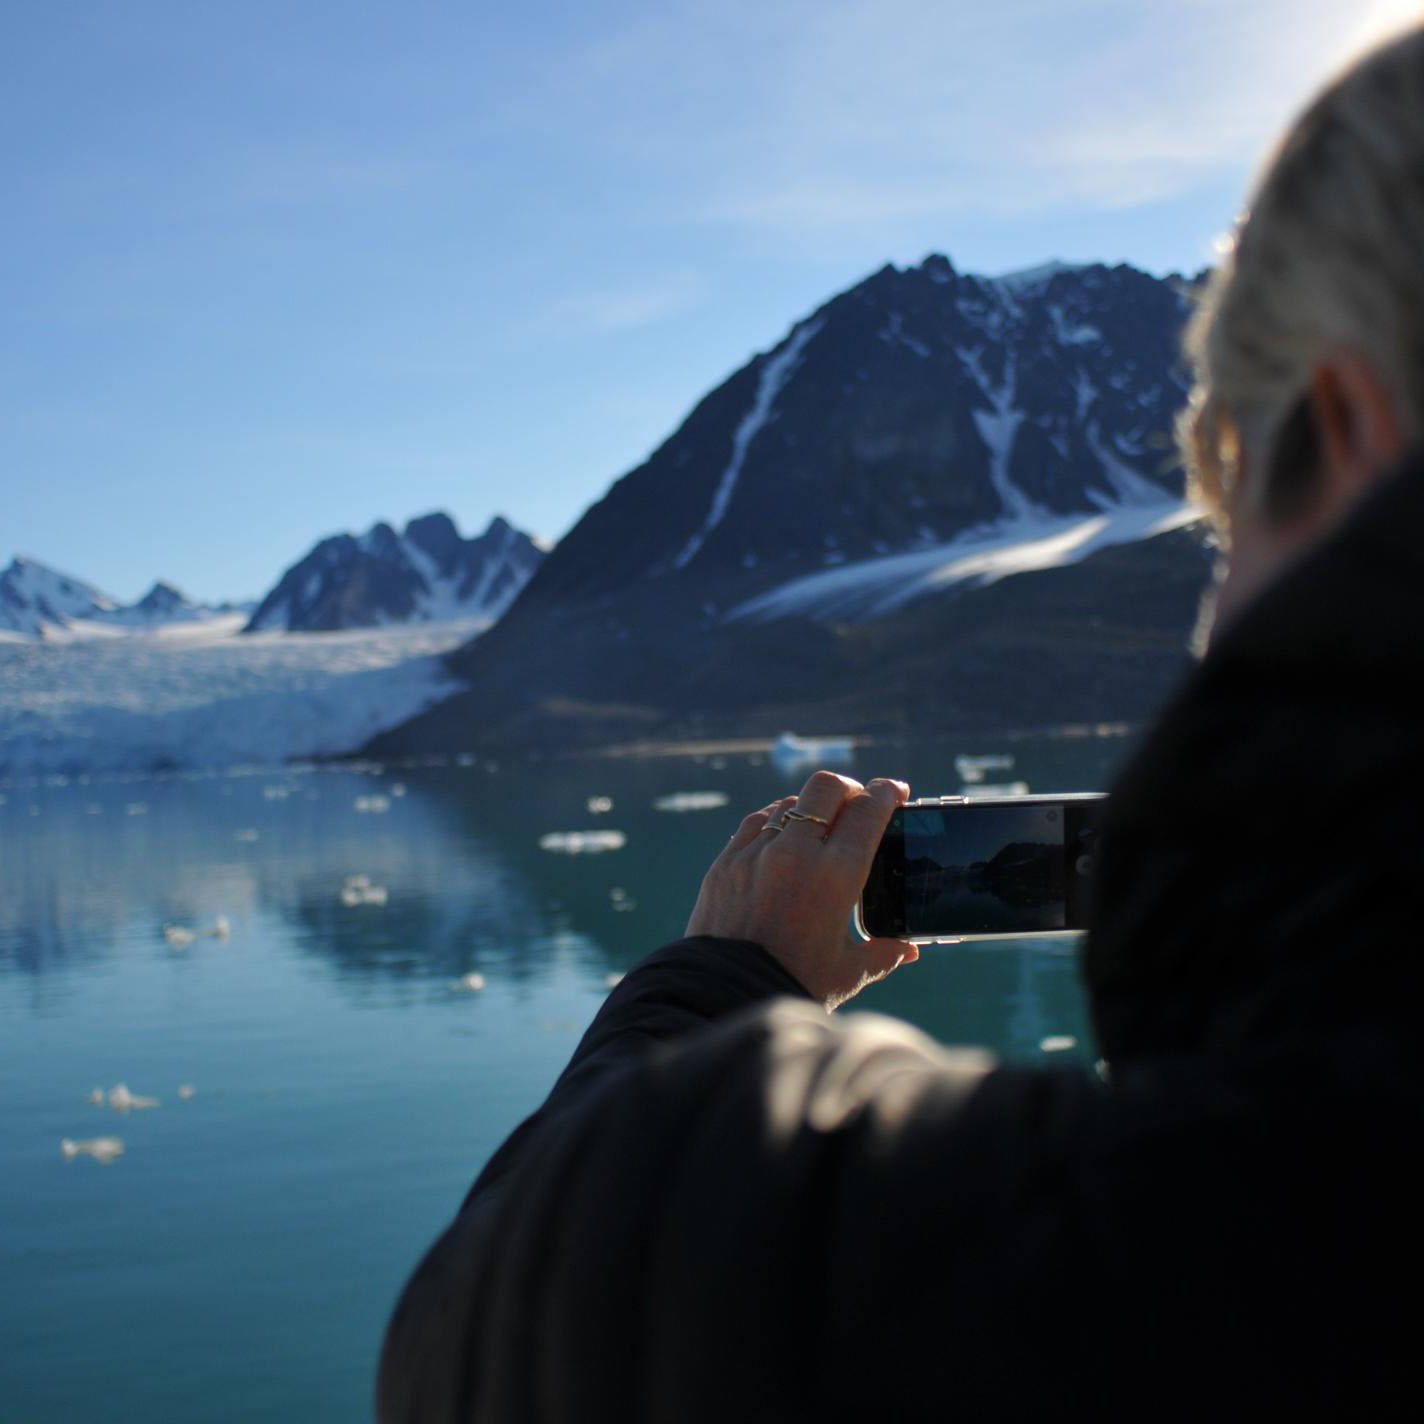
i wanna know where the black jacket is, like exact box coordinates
[379,459,1424,1422]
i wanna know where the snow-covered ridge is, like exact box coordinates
[0,557,236,642]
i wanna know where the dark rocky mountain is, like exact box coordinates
[244,513,543,633]
[365,255,1217,756]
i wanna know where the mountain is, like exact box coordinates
[0,558,242,640]
[104,581,216,627]
[244,513,543,634]
[366,253,1216,758]
[1,556,119,637]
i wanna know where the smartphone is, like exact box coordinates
[856,793,1106,943]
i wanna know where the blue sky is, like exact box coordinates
[4,0,1417,603]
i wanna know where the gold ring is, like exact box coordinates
[783,809,831,828]
[759,821,784,834]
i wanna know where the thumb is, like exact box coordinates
[861,936,920,977]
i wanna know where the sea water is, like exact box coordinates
[0,734,1131,1421]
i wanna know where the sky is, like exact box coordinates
[4,0,1420,604]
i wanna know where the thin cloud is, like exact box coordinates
[533,0,1424,242]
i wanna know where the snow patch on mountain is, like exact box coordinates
[727,501,1203,624]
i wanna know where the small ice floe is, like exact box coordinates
[456,753,476,767]
[389,782,407,798]
[61,1137,124,1164]
[209,916,230,941]
[954,753,1015,784]
[125,802,148,817]
[354,795,390,815]
[177,1083,196,1100]
[164,925,196,949]
[107,1083,160,1112]
[653,791,729,814]
[262,784,291,801]
[450,971,487,993]
[771,731,854,773]
[609,887,637,912]
[538,830,627,855]
[605,972,625,990]
[586,795,614,815]
[962,781,1030,798]
[234,829,259,843]
[340,875,388,906]
[88,1087,104,1105]
[1039,1035,1079,1054]
[85,802,104,815]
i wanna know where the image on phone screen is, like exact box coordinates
[861,797,1103,940]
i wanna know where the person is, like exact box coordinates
[379,27,1424,1422]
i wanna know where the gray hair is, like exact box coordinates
[1181,23,1424,528]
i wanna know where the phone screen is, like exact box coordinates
[860,796,1104,940]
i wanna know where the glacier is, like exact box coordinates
[0,619,479,775]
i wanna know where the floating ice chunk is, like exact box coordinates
[605,973,625,990]
[962,781,1030,798]
[234,829,259,843]
[125,802,148,816]
[954,754,1015,780]
[1040,1035,1079,1053]
[177,1084,196,1099]
[539,830,627,855]
[85,803,103,815]
[586,795,614,815]
[451,971,487,992]
[653,791,730,813]
[88,1087,104,1105]
[61,1136,124,1163]
[456,753,476,767]
[340,875,387,906]
[609,888,638,912]
[771,732,855,773]
[209,916,230,940]
[262,785,291,800]
[164,925,196,949]
[354,795,391,814]
[107,1083,159,1112]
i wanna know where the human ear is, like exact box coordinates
[1307,350,1405,512]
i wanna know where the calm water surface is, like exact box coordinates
[0,734,1133,1422]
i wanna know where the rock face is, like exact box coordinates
[357,253,1219,753]
[244,513,543,633]
[0,556,119,637]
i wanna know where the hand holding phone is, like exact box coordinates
[857,793,1105,943]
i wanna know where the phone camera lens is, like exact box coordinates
[1075,854,1093,877]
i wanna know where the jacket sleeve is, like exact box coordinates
[377,935,816,1420]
